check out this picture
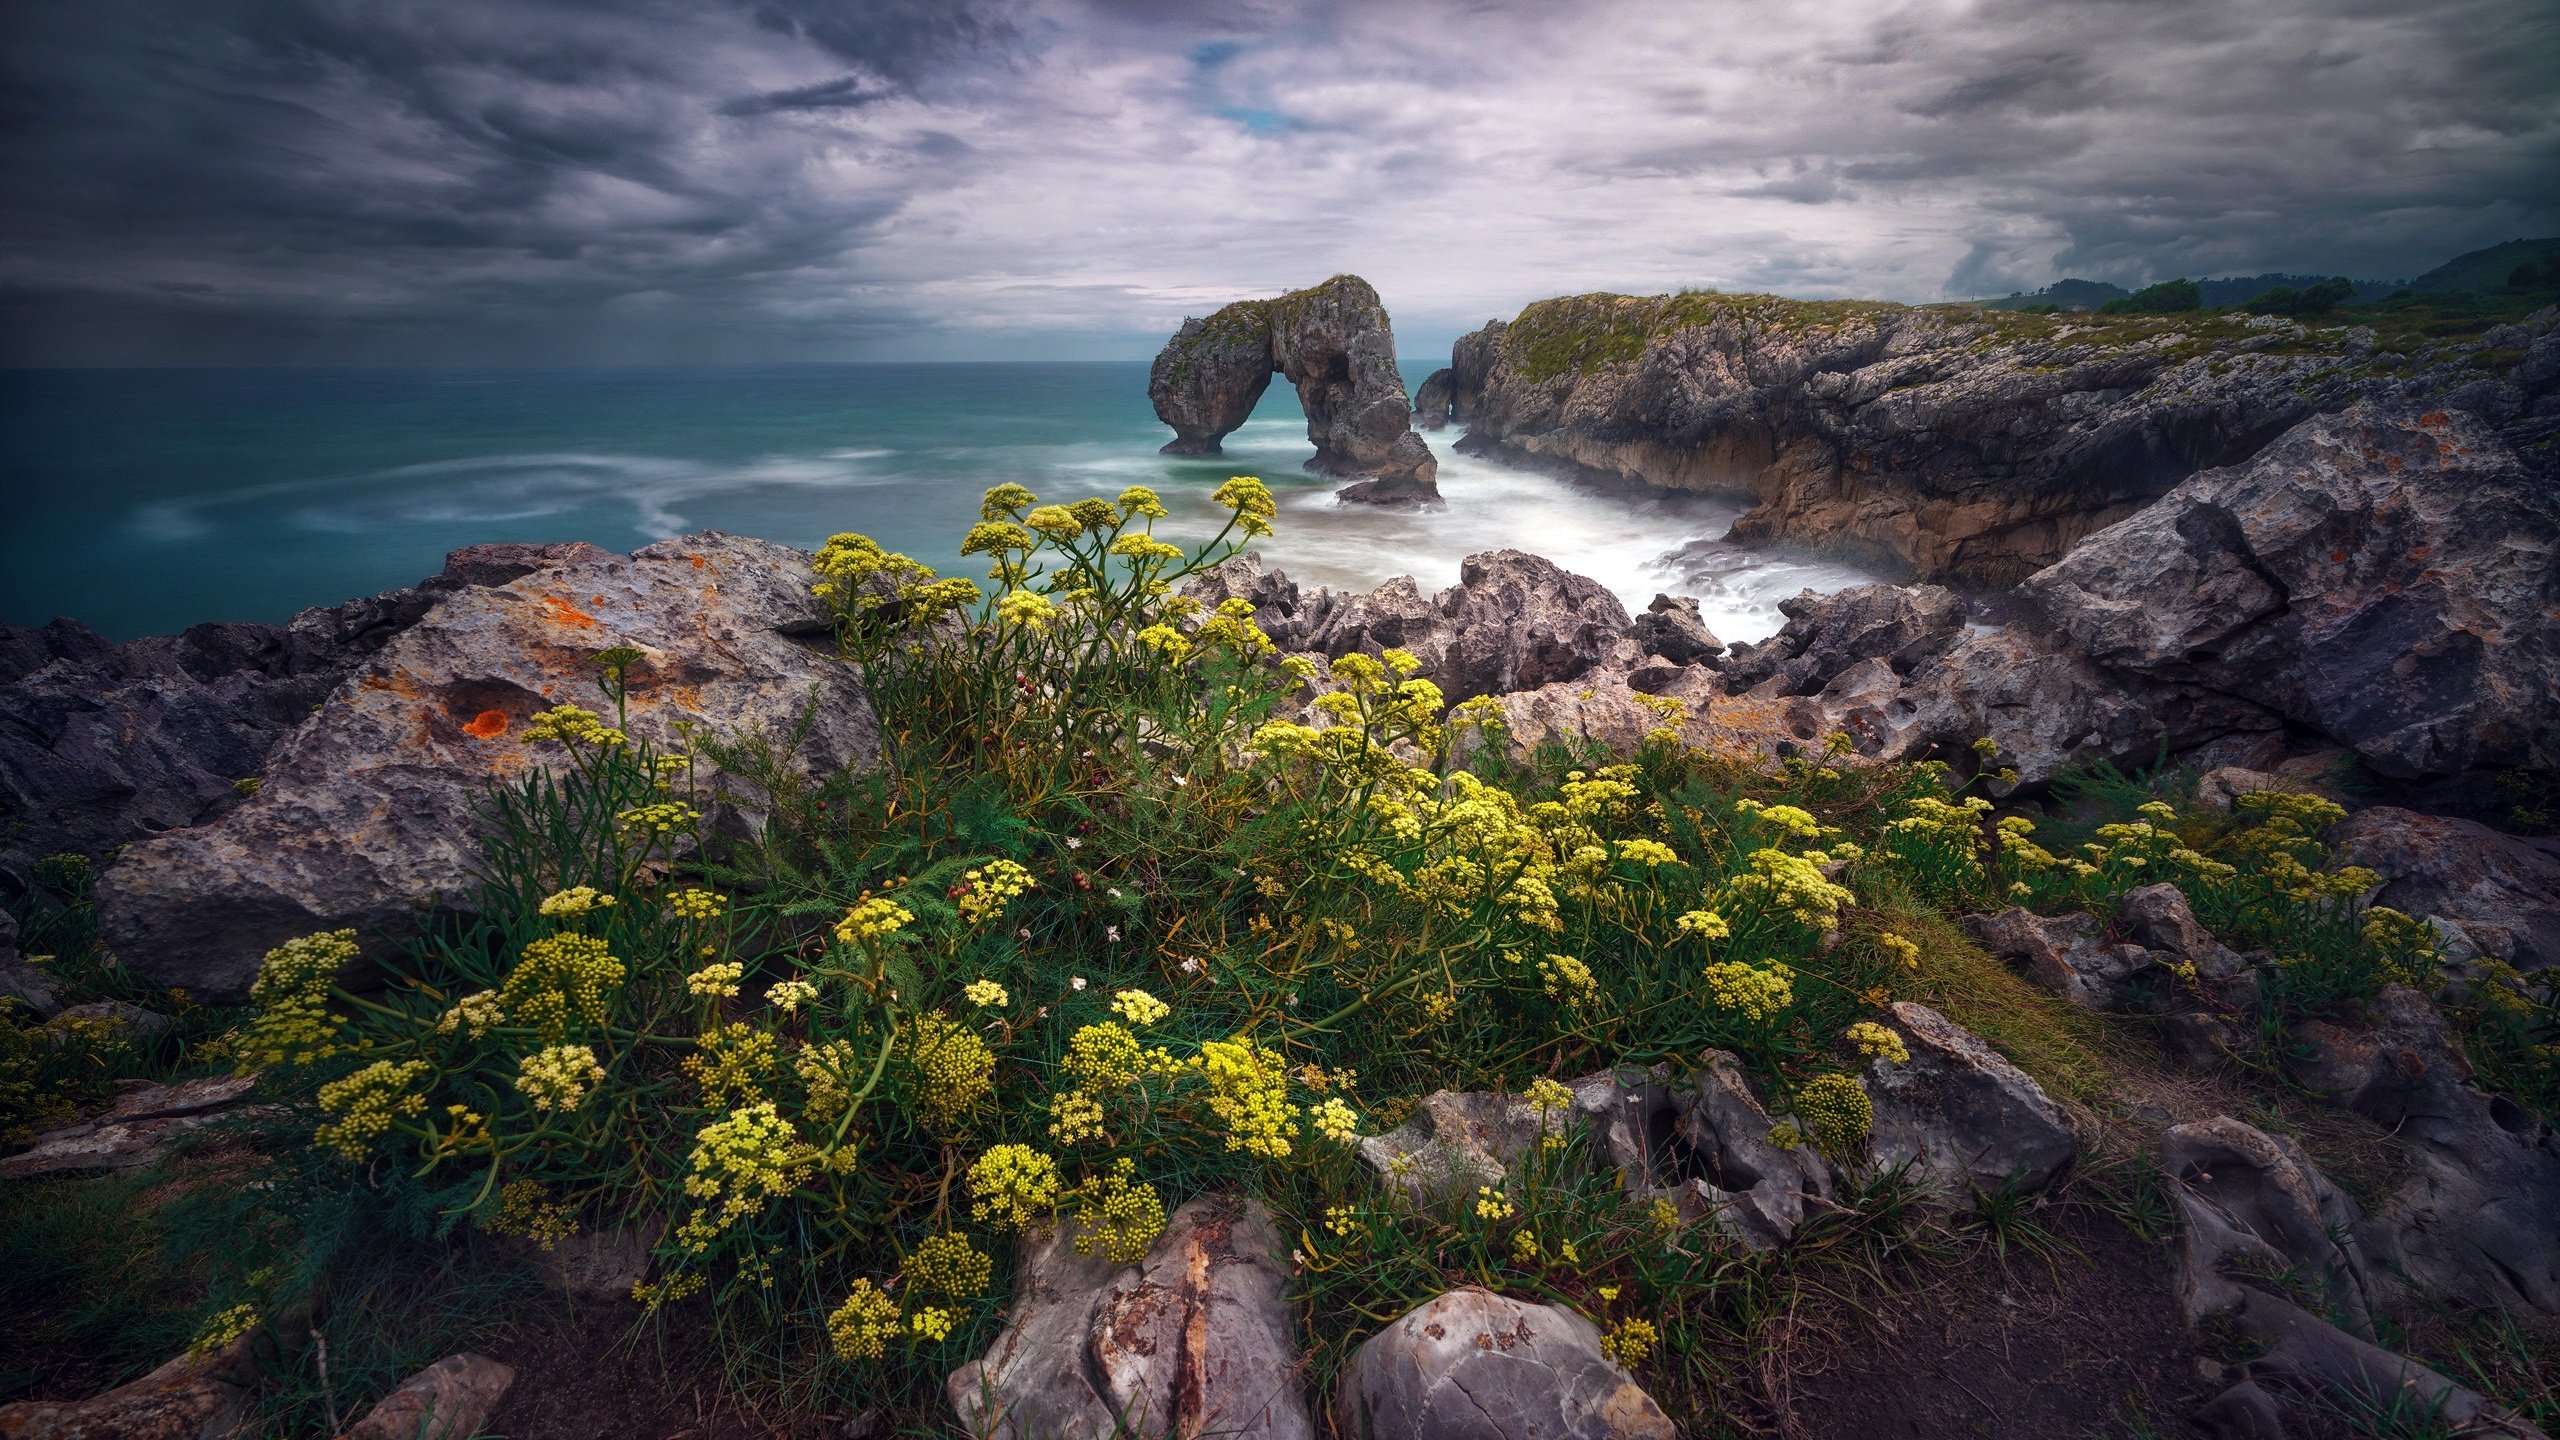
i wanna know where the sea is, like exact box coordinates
[0,364,1873,643]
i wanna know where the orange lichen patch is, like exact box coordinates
[539,595,599,629]
[462,710,511,740]
[360,672,424,698]
[2331,550,2349,564]
[2411,545,2434,560]
[592,594,606,606]
[2418,410,2451,428]
[689,555,707,569]
[2384,456,2404,471]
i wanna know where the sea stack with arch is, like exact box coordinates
[1147,274,1440,505]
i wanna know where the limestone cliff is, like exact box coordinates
[1444,293,2559,586]
[1149,275,1439,504]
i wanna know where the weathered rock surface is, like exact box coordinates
[1148,275,1438,502]
[95,533,878,1003]
[2287,985,2560,1314]
[1668,1052,1838,1249]
[1864,1001,2078,1198]
[338,1354,516,1440]
[0,1073,271,1180]
[526,1222,661,1304]
[1720,583,1965,696]
[1358,1089,1563,1207]
[1412,368,1456,429]
[1627,594,1722,666]
[0,1308,283,1439]
[950,1195,1308,1440]
[2334,805,2560,972]
[1188,550,1642,706]
[2024,401,2560,780]
[1333,1288,1674,1440]
[2165,1114,2552,1440]
[1446,293,2554,587]
[0,543,603,890]
[1968,886,2258,1038]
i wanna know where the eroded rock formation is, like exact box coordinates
[1148,275,1439,503]
[94,533,878,1002]
[1442,293,2557,586]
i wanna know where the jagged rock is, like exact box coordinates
[2287,985,2560,1314]
[950,1196,1308,1440]
[1148,275,1438,502]
[2333,805,2560,971]
[0,542,608,890]
[1436,552,1639,700]
[1445,293,2552,587]
[1966,908,2153,1012]
[1863,1002,2077,1198]
[2118,884,2260,1008]
[0,1304,285,1439]
[1669,1052,1837,1249]
[1301,576,1453,674]
[0,911,62,1017]
[1332,1288,1674,1440]
[1412,368,1456,429]
[2024,401,2560,780]
[1720,584,1965,697]
[0,1073,271,1180]
[2191,765,2284,813]
[1628,594,1722,666]
[2162,1116,2379,1335]
[337,1354,516,1440]
[1358,1089,1563,1206]
[94,533,878,1003]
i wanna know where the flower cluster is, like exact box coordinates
[617,801,699,835]
[314,1058,430,1159]
[1073,1157,1168,1261]
[516,1044,605,1112]
[242,929,360,1067]
[667,888,727,921]
[1796,1072,1873,1151]
[1110,989,1170,1026]
[908,1013,996,1132]
[964,979,1010,1008]
[1198,1035,1297,1158]
[1538,952,1597,1004]
[828,1279,901,1361]
[1600,1317,1659,1369]
[957,859,1035,925]
[765,977,818,1013]
[487,1179,579,1248]
[682,1022,775,1105]
[435,989,504,1039]
[1846,1021,1909,1064]
[686,961,744,999]
[501,932,625,1041]
[907,1232,993,1299]
[1703,960,1796,1021]
[1723,848,1855,933]
[835,896,915,945]
[538,885,617,918]
[968,1144,1063,1230]
[677,1102,813,1252]
[1310,1096,1362,1144]
[522,704,627,748]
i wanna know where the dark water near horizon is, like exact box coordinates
[0,363,1872,643]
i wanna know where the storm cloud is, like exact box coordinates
[2,0,2554,363]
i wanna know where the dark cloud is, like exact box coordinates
[0,0,2553,364]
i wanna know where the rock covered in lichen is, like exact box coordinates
[1334,1288,1674,1440]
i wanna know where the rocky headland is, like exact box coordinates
[1433,291,2559,587]
[1148,274,1440,504]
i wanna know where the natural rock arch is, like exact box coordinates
[1148,274,1439,504]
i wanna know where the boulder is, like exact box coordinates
[528,1222,660,1304]
[1628,595,1721,667]
[2161,1116,2378,1335]
[1668,1053,1838,1249]
[950,1195,1309,1440]
[52,1000,174,1044]
[1436,552,1639,701]
[1148,275,1439,502]
[0,543,606,889]
[2023,401,2560,780]
[0,1074,272,1180]
[1720,584,1965,697]
[2333,805,2560,972]
[95,533,878,1003]
[337,1354,516,1440]
[1358,1089,1564,1207]
[1412,368,1456,429]
[1863,1002,2077,1198]
[1966,908,2152,1012]
[2287,985,2560,1314]
[1332,1288,1674,1440]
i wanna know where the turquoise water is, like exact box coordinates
[0,364,1870,642]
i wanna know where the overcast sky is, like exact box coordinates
[3,0,2555,365]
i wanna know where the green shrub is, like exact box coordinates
[2099,279,2203,315]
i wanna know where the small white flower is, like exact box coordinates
[1017,926,1031,940]
[1172,774,1188,787]
[1107,887,1122,899]
[1105,925,1121,942]
[1180,957,1201,974]
[1071,976,1087,991]
[1065,837,1082,850]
